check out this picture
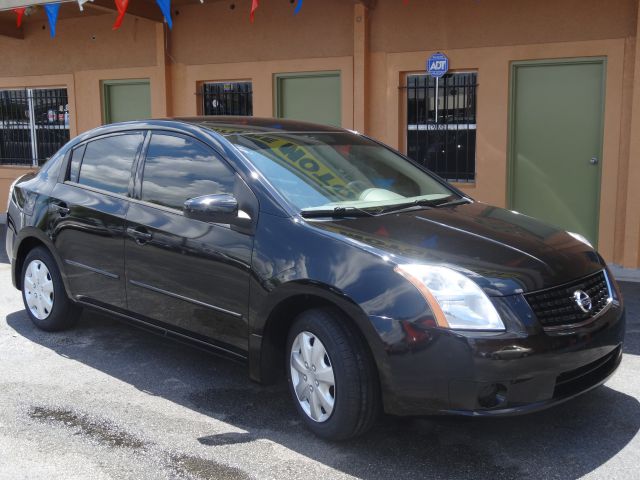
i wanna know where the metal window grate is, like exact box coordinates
[0,88,70,166]
[404,72,477,182]
[200,82,253,116]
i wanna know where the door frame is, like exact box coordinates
[273,71,342,123]
[101,78,151,125]
[507,57,607,245]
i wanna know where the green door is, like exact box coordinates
[102,79,151,124]
[275,72,341,127]
[509,60,605,245]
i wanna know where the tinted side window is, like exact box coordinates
[77,133,143,195]
[141,133,235,210]
[68,144,85,183]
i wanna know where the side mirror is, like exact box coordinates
[183,193,239,224]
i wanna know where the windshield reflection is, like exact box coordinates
[228,132,458,213]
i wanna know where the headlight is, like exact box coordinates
[395,264,505,331]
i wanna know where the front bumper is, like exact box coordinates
[379,294,626,416]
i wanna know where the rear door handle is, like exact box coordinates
[126,226,153,245]
[51,202,70,217]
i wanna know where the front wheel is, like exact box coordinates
[286,308,380,440]
[22,246,79,331]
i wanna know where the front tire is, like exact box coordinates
[286,308,380,440]
[22,247,79,331]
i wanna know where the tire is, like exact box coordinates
[21,246,80,332]
[286,308,380,440]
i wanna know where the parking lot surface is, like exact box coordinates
[1,226,640,480]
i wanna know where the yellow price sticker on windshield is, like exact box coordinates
[249,134,357,200]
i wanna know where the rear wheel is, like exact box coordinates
[286,308,380,440]
[22,247,79,331]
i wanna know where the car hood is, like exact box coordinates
[308,202,605,296]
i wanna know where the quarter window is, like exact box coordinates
[141,133,235,211]
[406,72,477,182]
[77,133,143,195]
[201,82,253,116]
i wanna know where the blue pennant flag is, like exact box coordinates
[294,0,303,15]
[45,3,61,38]
[155,0,173,29]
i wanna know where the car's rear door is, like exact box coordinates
[49,131,145,309]
[124,131,254,353]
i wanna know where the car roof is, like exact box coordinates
[173,116,347,136]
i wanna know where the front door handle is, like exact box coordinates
[126,226,153,245]
[590,156,599,165]
[51,202,70,217]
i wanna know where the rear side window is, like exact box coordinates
[141,133,235,211]
[77,133,143,195]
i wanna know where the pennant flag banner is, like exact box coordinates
[113,0,129,30]
[250,0,259,23]
[44,3,60,38]
[6,0,409,36]
[13,7,26,28]
[156,0,173,29]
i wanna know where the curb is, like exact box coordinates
[610,264,640,284]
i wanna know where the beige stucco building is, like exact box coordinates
[1,0,639,272]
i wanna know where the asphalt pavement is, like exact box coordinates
[1,224,639,479]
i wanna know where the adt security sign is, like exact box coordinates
[427,52,449,78]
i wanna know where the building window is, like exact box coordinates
[0,88,71,166]
[201,82,253,116]
[406,72,477,182]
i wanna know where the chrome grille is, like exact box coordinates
[524,270,612,329]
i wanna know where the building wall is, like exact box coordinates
[170,0,354,65]
[369,0,637,53]
[1,13,157,76]
[0,0,639,268]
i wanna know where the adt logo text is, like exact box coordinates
[427,53,449,78]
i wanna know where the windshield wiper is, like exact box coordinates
[376,198,438,215]
[433,197,472,208]
[376,195,470,214]
[300,206,376,218]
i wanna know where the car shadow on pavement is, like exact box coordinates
[6,304,640,480]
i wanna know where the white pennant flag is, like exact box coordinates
[78,0,94,11]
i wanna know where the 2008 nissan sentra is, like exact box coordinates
[5,117,625,440]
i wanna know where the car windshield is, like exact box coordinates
[227,131,459,214]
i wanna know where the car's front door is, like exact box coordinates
[50,132,144,309]
[124,131,254,353]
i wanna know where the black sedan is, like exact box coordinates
[5,117,625,440]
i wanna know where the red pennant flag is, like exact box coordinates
[13,7,26,28]
[250,0,259,23]
[113,0,129,30]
